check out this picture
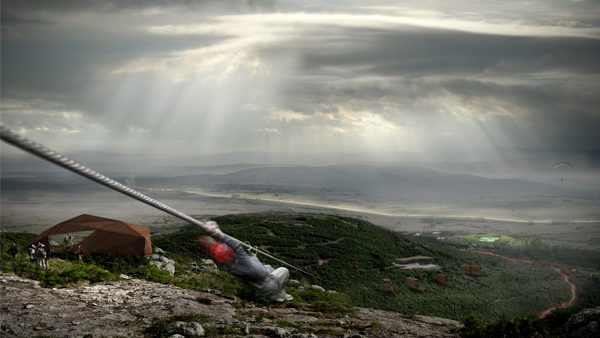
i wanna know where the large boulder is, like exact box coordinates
[147,254,176,275]
[167,321,204,337]
[564,307,600,338]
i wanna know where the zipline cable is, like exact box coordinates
[0,125,320,280]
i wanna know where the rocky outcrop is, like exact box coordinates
[168,321,205,336]
[147,248,176,275]
[564,307,600,338]
[0,273,461,337]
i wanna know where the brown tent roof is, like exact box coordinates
[27,214,152,256]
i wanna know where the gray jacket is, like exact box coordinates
[220,235,270,283]
[220,235,291,301]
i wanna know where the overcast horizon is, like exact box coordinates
[2,0,600,175]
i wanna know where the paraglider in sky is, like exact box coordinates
[553,162,573,182]
[553,161,574,169]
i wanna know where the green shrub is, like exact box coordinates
[144,313,210,337]
[293,288,354,315]
[134,264,172,284]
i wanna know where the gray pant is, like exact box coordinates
[252,266,292,302]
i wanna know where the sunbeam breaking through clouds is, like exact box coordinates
[1,0,599,173]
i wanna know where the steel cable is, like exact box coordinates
[1,125,320,280]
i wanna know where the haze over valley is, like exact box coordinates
[2,158,599,250]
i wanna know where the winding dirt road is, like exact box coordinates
[464,249,579,317]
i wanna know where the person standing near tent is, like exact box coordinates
[36,242,48,270]
[76,245,85,262]
[28,244,37,263]
[197,221,293,302]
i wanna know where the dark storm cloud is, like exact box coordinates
[1,20,229,112]
[441,79,600,115]
[289,27,600,76]
[255,22,600,152]
[1,1,599,157]
[1,0,276,14]
[445,79,600,150]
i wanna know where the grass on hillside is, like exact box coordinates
[3,212,599,334]
[153,212,596,322]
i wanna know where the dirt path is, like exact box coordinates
[464,249,579,317]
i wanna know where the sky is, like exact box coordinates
[2,0,600,170]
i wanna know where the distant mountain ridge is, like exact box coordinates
[139,164,579,202]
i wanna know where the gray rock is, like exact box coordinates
[160,256,175,264]
[25,304,34,309]
[149,260,175,276]
[154,247,165,254]
[190,262,201,271]
[168,321,204,337]
[261,326,289,337]
[288,279,300,285]
[169,334,185,338]
[414,314,462,327]
[1,323,16,335]
[0,272,464,338]
[310,285,325,291]
[564,307,600,338]
[165,263,175,275]
[201,259,217,266]
[202,288,222,296]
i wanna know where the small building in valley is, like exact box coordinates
[382,278,394,292]
[435,273,453,286]
[460,265,485,276]
[405,277,425,291]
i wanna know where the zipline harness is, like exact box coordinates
[1,125,320,280]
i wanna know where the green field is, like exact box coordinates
[450,234,525,248]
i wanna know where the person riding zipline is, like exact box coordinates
[197,221,294,302]
[1,127,308,299]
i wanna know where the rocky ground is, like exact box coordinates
[0,273,462,337]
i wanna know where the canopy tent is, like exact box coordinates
[27,214,152,255]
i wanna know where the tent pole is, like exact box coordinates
[1,125,320,280]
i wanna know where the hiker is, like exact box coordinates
[37,243,48,270]
[197,221,293,302]
[7,242,18,260]
[64,235,70,249]
[28,244,37,263]
[76,245,84,262]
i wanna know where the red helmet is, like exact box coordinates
[213,243,235,264]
